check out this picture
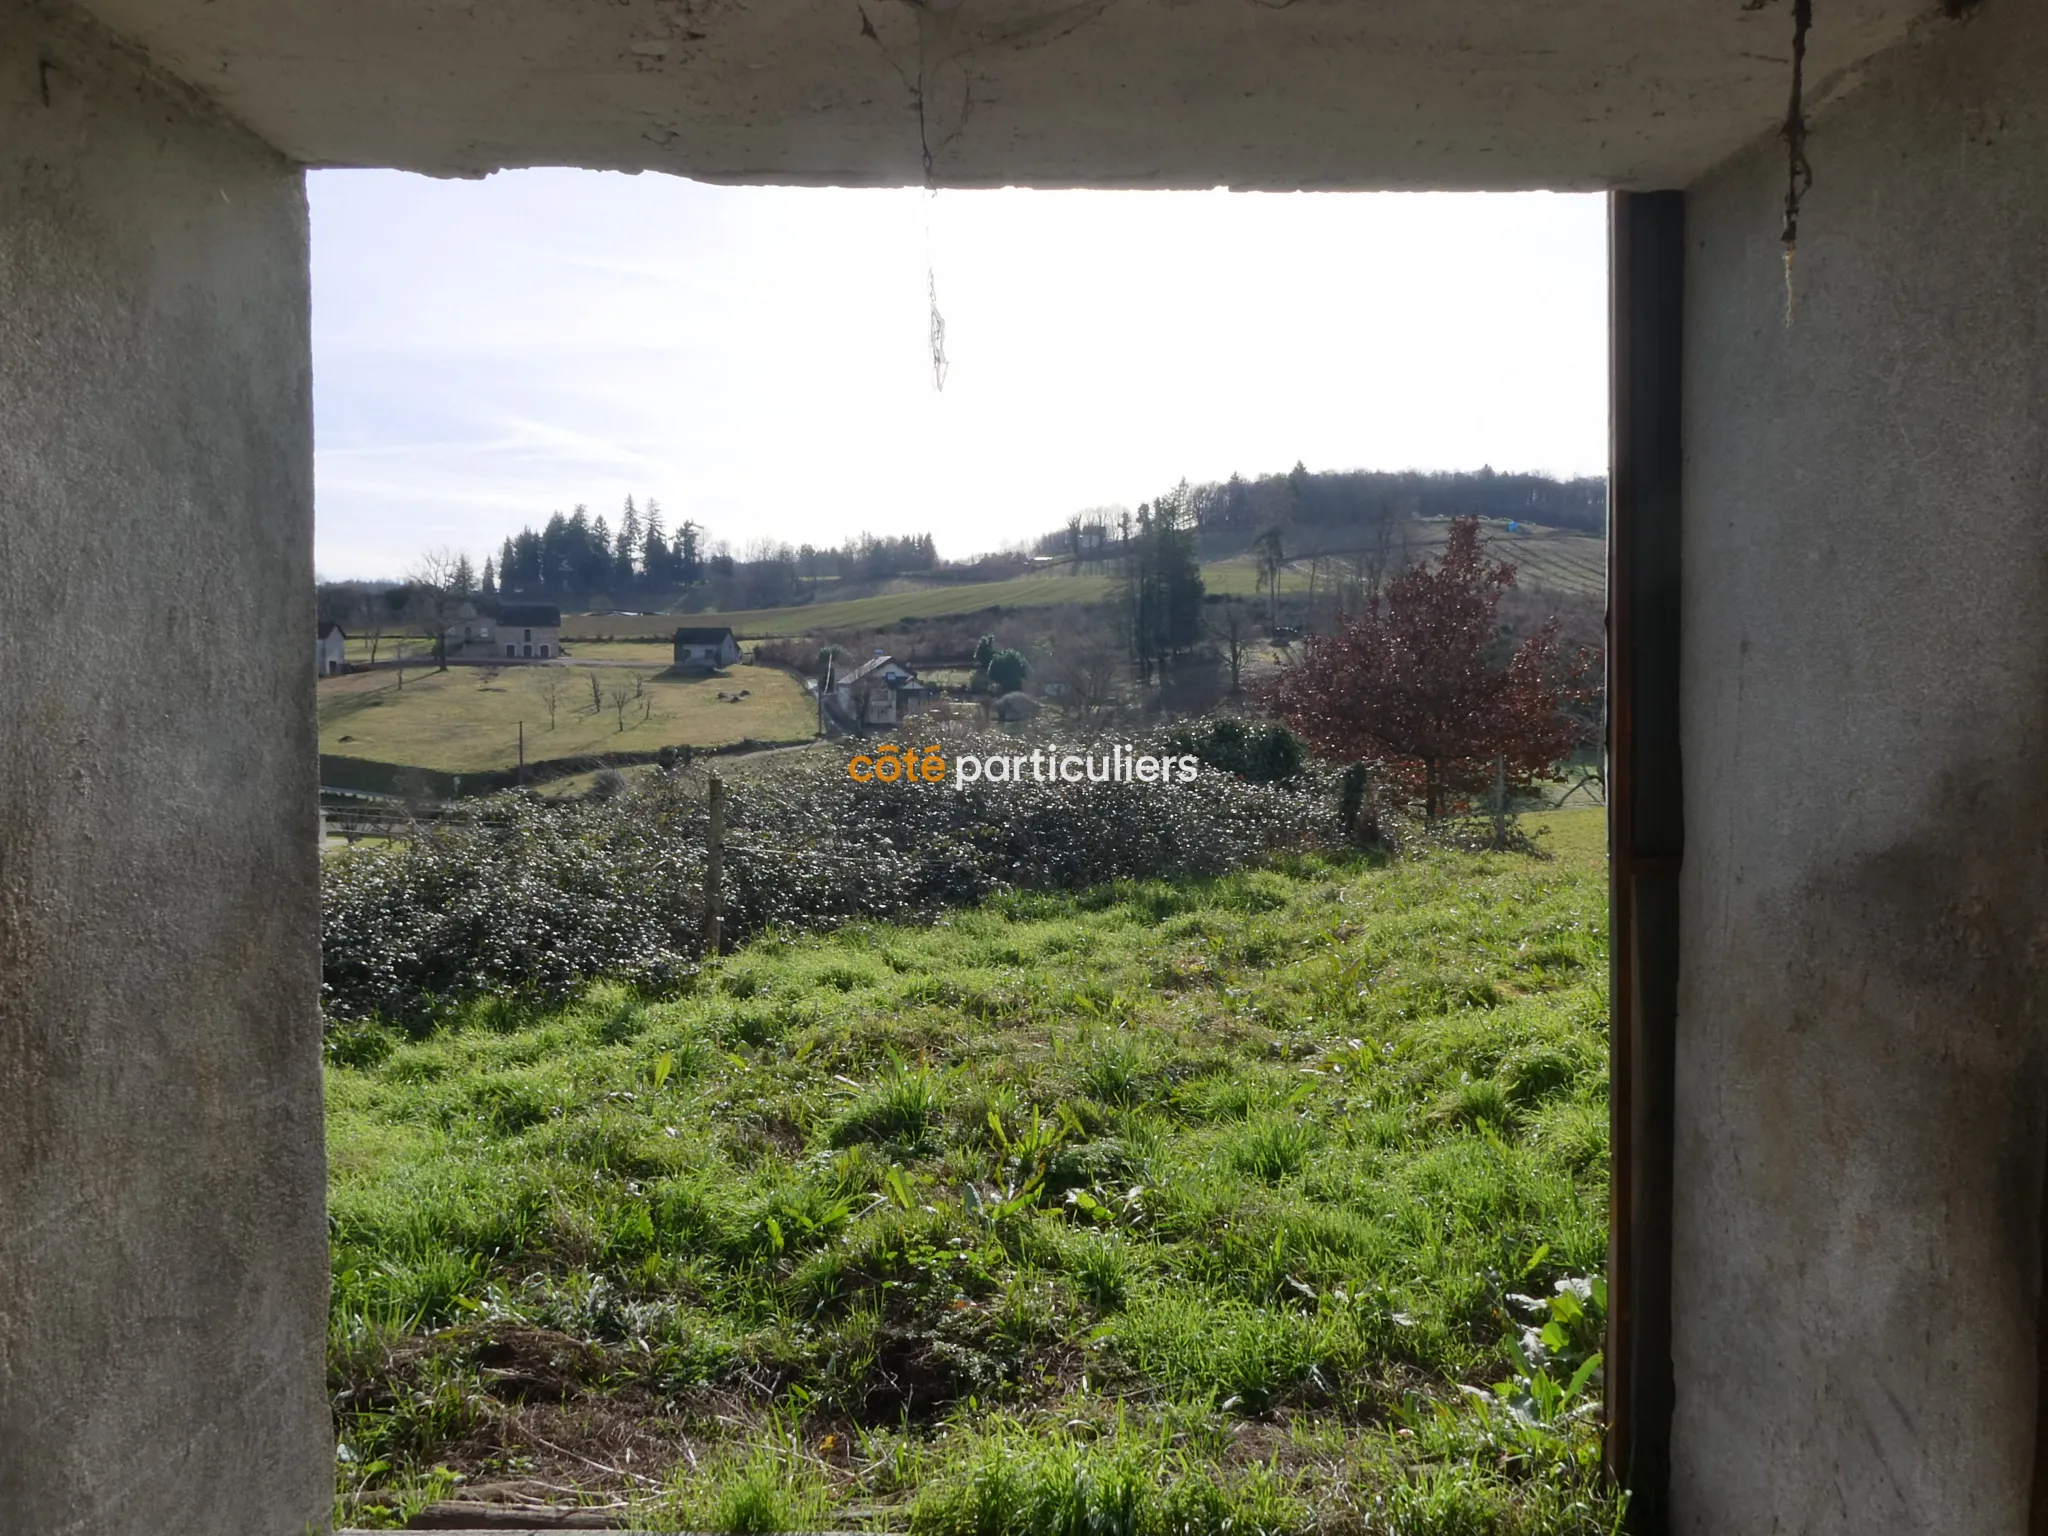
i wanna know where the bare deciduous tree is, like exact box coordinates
[608,678,634,732]
[352,599,387,667]
[1222,602,1248,695]
[1254,528,1286,630]
[407,547,468,672]
[1060,632,1126,723]
[1360,499,1411,603]
[535,670,565,729]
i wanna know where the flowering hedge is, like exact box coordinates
[321,734,1339,1023]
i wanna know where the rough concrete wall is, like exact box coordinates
[73,0,1934,191]
[0,4,329,1533]
[1676,6,2048,1531]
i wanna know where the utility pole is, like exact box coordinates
[704,773,726,956]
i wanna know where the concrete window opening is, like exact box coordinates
[295,173,1615,1526]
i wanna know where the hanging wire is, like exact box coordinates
[860,3,951,390]
[915,24,948,391]
[926,198,949,391]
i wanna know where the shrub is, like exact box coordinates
[1167,716,1306,784]
[987,648,1030,694]
[321,731,1337,1023]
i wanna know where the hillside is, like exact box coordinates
[560,521,1602,644]
[565,572,1121,641]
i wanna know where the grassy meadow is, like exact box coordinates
[318,662,815,774]
[551,523,1603,645]
[328,809,1617,1533]
[564,574,1122,642]
[1203,526,1601,605]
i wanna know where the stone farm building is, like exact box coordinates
[672,625,741,670]
[494,603,561,660]
[437,602,494,658]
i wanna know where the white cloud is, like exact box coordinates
[310,171,1606,578]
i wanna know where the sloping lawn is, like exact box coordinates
[328,811,1616,1533]
[559,574,1121,641]
[318,662,814,773]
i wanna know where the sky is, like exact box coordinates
[309,172,1608,580]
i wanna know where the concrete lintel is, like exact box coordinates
[70,0,1954,190]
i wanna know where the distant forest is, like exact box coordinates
[479,497,943,611]
[1033,465,1605,561]
[317,467,1602,630]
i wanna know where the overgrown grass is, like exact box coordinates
[329,811,1615,1532]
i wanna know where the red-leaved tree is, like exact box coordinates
[1264,517,1595,818]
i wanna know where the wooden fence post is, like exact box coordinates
[705,772,726,956]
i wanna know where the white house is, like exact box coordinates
[672,626,741,670]
[496,603,561,660]
[316,621,346,677]
[835,650,924,728]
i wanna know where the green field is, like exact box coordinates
[318,663,815,774]
[566,574,1120,642]
[1208,527,1601,604]
[327,809,1615,1531]
[553,523,1600,645]
[1438,524,1604,598]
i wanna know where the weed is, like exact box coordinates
[1227,1116,1319,1182]
[666,1446,834,1533]
[833,1068,946,1153]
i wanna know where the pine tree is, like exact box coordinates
[585,513,613,601]
[481,558,497,598]
[1116,484,1205,683]
[541,511,574,597]
[643,500,670,595]
[675,519,702,586]
[614,499,641,596]
[499,537,517,595]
